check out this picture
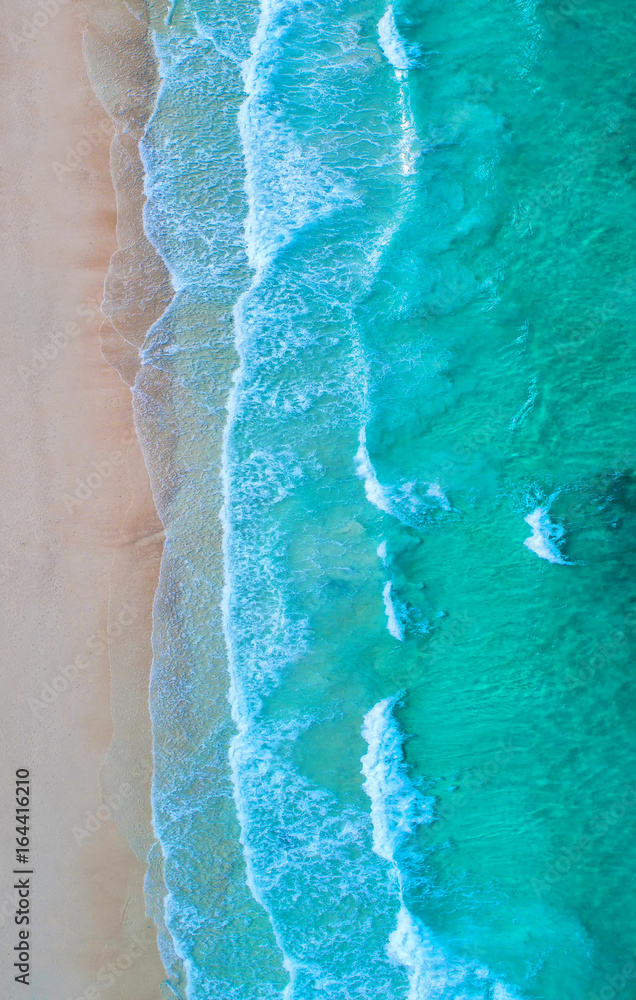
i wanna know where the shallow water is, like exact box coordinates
[139,1,636,997]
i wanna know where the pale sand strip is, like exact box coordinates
[0,0,173,997]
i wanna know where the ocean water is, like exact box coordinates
[137,1,636,997]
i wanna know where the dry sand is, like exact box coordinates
[0,0,173,996]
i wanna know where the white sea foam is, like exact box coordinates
[228,717,410,997]
[191,6,254,64]
[382,580,405,642]
[377,6,417,71]
[523,507,572,565]
[425,481,451,511]
[377,540,388,563]
[355,427,393,514]
[238,0,360,273]
[221,1,425,988]
[397,86,419,175]
[361,695,433,863]
[510,378,537,431]
[354,440,453,528]
[377,7,421,174]
[387,906,521,1000]
[240,109,359,271]
[388,906,461,1000]
[361,699,520,1000]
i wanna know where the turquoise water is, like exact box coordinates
[138,1,636,997]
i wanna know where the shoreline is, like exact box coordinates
[1,0,173,996]
[124,1,270,991]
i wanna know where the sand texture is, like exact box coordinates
[0,0,173,996]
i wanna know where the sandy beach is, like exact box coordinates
[0,0,172,996]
